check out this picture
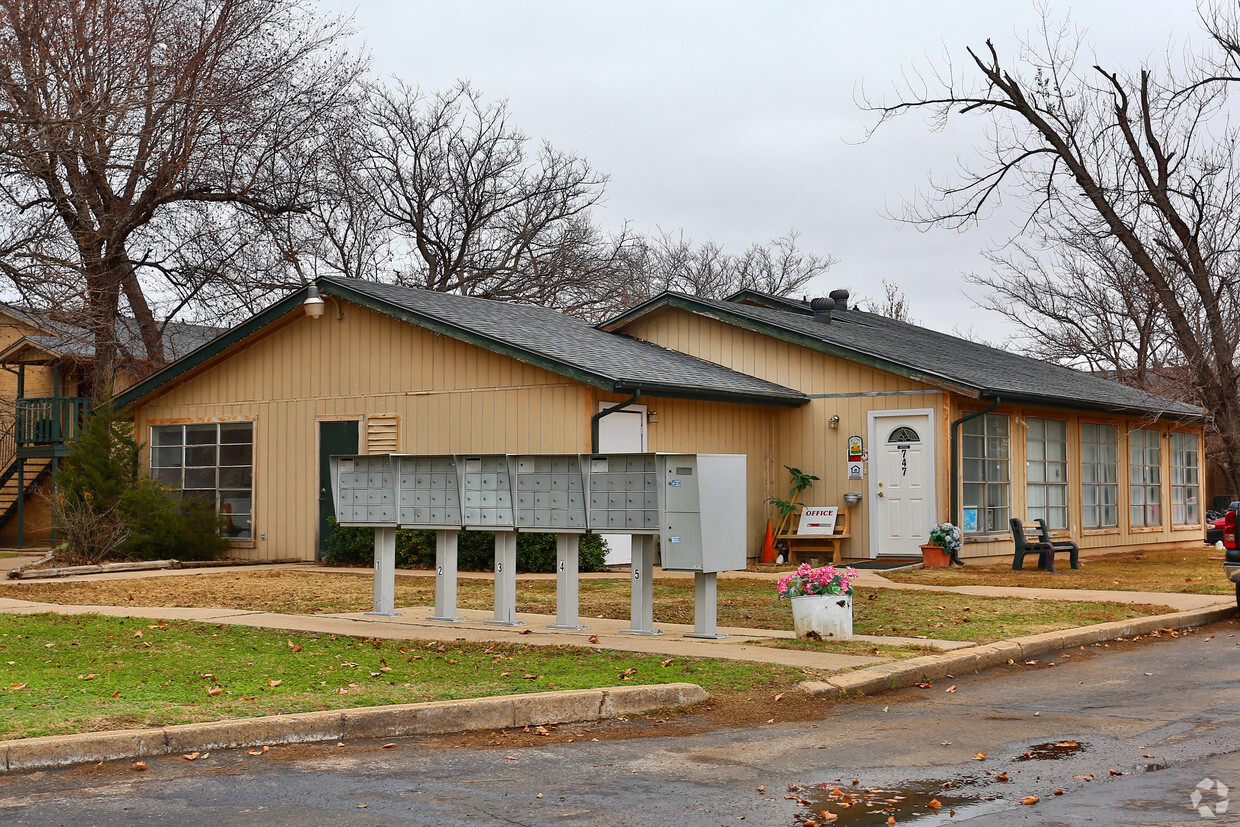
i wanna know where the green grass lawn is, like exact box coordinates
[8,571,1174,644]
[0,613,805,740]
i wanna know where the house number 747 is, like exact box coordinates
[900,448,908,477]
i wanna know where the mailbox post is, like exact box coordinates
[511,454,589,630]
[367,526,401,617]
[428,529,465,622]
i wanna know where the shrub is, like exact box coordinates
[320,522,609,573]
[120,477,229,562]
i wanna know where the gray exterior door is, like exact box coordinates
[318,420,359,558]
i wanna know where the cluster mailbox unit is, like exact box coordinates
[330,452,746,638]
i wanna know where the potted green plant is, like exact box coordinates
[766,466,820,547]
[777,562,859,639]
[922,522,961,568]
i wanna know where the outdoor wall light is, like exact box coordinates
[843,492,862,507]
[647,410,659,423]
[303,284,325,319]
[828,414,840,429]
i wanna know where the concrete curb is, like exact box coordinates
[0,682,707,773]
[801,603,1237,697]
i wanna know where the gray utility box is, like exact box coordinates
[396,455,462,528]
[657,453,747,573]
[509,454,587,532]
[458,455,515,529]
[580,454,660,533]
[331,454,397,526]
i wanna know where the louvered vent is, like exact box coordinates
[366,415,399,454]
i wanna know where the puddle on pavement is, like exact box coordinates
[791,780,1009,825]
[1013,740,1087,761]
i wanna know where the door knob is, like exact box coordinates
[877,491,885,497]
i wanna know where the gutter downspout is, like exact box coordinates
[949,394,1000,566]
[591,390,641,453]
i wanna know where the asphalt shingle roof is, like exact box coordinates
[607,292,1203,420]
[321,278,807,405]
[0,304,225,363]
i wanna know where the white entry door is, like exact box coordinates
[597,404,647,565]
[869,410,936,556]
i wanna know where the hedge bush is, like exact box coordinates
[321,521,609,573]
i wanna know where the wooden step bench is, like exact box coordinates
[776,508,851,565]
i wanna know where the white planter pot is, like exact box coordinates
[790,594,853,640]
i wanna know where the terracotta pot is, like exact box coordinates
[920,543,952,568]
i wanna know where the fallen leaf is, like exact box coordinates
[246,749,264,756]
[78,674,95,681]
[504,755,518,760]
[207,686,223,696]
[587,635,600,644]
[940,741,951,746]
[9,683,26,690]
[357,803,367,809]
[774,693,785,702]
[887,817,896,825]
[997,773,1009,782]
[291,644,303,653]
[111,691,121,699]
[757,785,766,792]
[519,629,532,635]
[1020,795,1039,805]
[132,761,147,771]
[268,679,281,687]
[133,631,143,638]
[1054,741,1078,748]
[927,798,942,810]
[945,685,957,693]
[382,743,396,749]
[1053,789,1064,795]
[182,752,200,761]
[660,658,674,667]
[973,752,986,760]
[1109,769,1125,776]
[1074,774,1094,781]
[535,726,551,736]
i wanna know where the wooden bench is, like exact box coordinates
[1009,517,1079,572]
[777,507,851,565]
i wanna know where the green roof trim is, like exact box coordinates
[115,280,809,410]
[114,289,310,409]
[604,294,980,397]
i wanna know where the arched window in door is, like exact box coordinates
[887,425,921,444]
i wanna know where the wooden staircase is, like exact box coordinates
[0,456,52,525]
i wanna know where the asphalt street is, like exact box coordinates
[1,617,1237,826]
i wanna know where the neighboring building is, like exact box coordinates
[603,289,1206,562]
[0,307,223,546]
[111,278,1206,564]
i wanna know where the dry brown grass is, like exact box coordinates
[884,545,1231,594]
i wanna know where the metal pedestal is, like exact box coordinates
[485,531,524,626]
[427,530,466,622]
[365,527,402,617]
[685,571,727,639]
[547,533,587,630]
[620,535,662,636]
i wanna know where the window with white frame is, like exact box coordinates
[150,422,253,539]
[1129,428,1162,527]
[1170,432,1200,525]
[1080,422,1119,529]
[1026,417,1069,530]
[961,413,1010,532]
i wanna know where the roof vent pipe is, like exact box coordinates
[810,296,835,324]
[828,289,849,311]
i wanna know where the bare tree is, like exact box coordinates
[864,6,1240,493]
[862,278,915,323]
[620,229,836,305]
[0,0,362,392]
[358,81,631,318]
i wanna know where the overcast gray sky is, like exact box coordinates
[325,1,1205,340]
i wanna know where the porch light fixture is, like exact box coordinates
[828,414,840,429]
[647,410,659,423]
[303,284,325,319]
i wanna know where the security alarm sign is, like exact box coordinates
[796,506,839,536]
[846,460,864,480]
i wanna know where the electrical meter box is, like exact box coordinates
[508,454,587,531]
[394,454,462,528]
[580,453,660,533]
[330,454,397,527]
[457,454,515,529]
[657,453,747,573]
